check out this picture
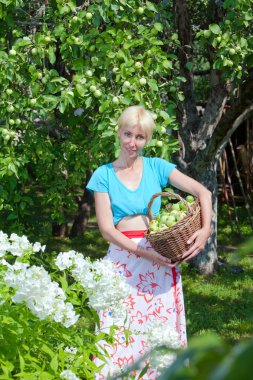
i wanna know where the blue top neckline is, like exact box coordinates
[108,157,145,193]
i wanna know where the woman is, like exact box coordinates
[87,105,212,379]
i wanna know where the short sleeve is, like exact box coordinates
[86,166,108,194]
[152,158,176,188]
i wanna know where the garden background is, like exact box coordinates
[0,0,253,379]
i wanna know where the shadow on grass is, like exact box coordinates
[44,222,108,260]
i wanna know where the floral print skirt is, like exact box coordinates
[94,230,187,379]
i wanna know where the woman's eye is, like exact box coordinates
[137,135,145,140]
[124,132,131,137]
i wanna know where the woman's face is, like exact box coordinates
[118,124,147,158]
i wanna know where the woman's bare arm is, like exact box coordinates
[169,169,212,260]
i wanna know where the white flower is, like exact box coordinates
[4,264,79,328]
[146,319,181,373]
[0,231,46,258]
[33,242,46,252]
[60,369,80,380]
[55,253,131,321]
[64,346,78,355]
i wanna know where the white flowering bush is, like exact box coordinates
[55,251,131,321]
[0,231,130,379]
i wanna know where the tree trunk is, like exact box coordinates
[69,174,93,238]
[190,161,218,274]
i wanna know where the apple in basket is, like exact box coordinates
[149,219,159,234]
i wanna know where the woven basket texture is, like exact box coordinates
[145,192,201,261]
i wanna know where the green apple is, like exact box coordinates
[30,98,37,105]
[216,36,221,43]
[169,86,177,93]
[135,61,142,69]
[9,49,17,56]
[15,118,21,125]
[86,12,92,20]
[178,201,187,212]
[86,70,93,77]
[41,76,48,84]
[156,140,163,147]
[165,215,177,227]
[6,89,13,95]
[238,65,242,71]
[9,119,15,125]
[89,85,97,92]
[112,96,119,104]
[72,16,78,22]
[229,48,236,55]
[100,76,107,83]
[171,203,180,211]
[31,48,37,55]
[123,81,131,88]
[89,45,95,52]
[164,187,174,193]
[186,195,194,203]
[227,60,233,67]
[139,77,147,85]
[161,126,166,134]
[37,72,43,79]
[94,89,102,98]
[137,7,144,15]
[7,105,15,112]
[159,223,168,231]
[44,36,51,43]
[203,30,211,38]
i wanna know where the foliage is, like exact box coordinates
[0,0,181,233]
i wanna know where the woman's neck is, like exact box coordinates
[114,154,141,169]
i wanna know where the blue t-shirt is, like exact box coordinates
[86,157,176,225]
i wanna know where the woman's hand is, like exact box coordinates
[181,227,211,262]
[136,245,180,267]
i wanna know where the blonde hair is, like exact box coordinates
[118,105,155,143]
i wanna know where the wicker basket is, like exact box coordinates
[145,192,201,262]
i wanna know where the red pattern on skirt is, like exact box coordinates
[94,231,187,379]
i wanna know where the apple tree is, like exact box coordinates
[0,0,180,237]
[170,0,253,273]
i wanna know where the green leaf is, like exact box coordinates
[177,93,185,101]
[146,1,157,12]
[72,58,85,70]
[160,110,169,120]
[58,102,66,114]
[76,84,87,96]
[162,60,173,70]
[41,344,55,359]
[209,24,221,35]
[50,355,58,372]
[48,46,56,65]
[148,79,158,91]
[154,22,163,32]
[32,83,41,97]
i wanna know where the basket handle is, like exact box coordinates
[147,191,193,221]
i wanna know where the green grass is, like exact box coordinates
[41,204,253,343]
[182,256,253,343]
